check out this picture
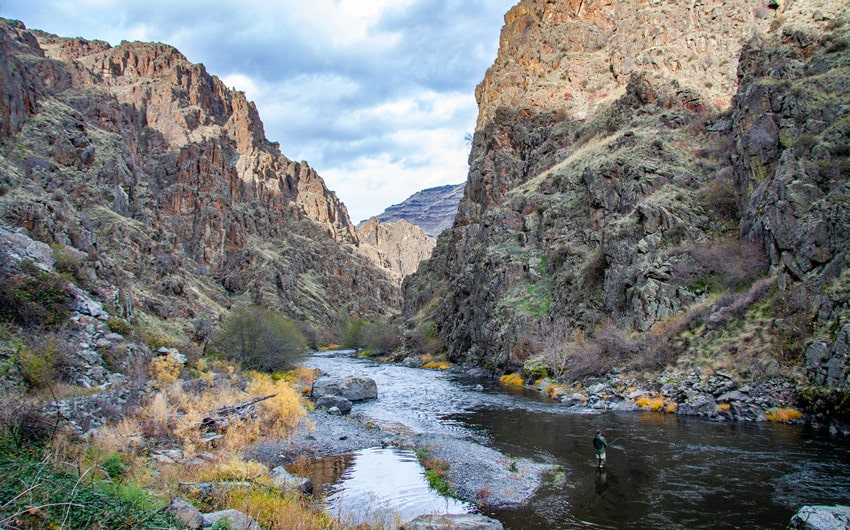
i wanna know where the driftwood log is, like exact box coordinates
[200,394,277,433]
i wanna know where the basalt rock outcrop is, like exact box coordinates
[403,0,850,418]
[356,218,435,285]
[0,19,401,335]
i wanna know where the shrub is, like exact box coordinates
[14,336,78,390]
[361,319,400,355]
[340,317,367,349]
[674,238,769,294]
[766,407,804,423]
[0,401,55,448]
[697,172,739,221]
[635,395,666,411]
[51,244,87,285]
[16,343,56,389]
[148,354,182,387]
[224,485,331,530]
[142,332,171,351]
[211,306,307,373]
[407,320,444,357]
[0,265,73,329]
[107,317,132,335]
[500,373,525,387]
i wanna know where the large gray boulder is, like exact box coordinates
[202,509,260,530]
[315,395,353,414]
[166,497,202,529]
[791,505,850,530]
[403,513,504,529]
[312,376,377,401]
[270,466,313,495]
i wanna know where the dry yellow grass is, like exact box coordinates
[148,354,182,386]
[716,403,731,411]
[635,395,666,411]
[766,407,804,423]
[422,361,452,370]
[499,373,525,387]
[225,486,335,530]
[197,453,268,483]
[665,402,678,413]
[38,360,346,528]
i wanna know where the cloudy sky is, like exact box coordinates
[2,0,517,223]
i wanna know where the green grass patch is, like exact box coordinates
[415,447,455,497]
[0,436,182,529]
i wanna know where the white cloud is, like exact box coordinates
[220,74,260,100]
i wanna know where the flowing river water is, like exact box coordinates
[301,350,850,529]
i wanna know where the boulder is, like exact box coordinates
[312,377,378,401]
[315,395,353,414]
[717,390,749,403]
[269,466,313,495]
[790,505,850,530]
[677,395,717,416]
[202,509,261,530]
[166,498,202,529]
[403,513,504,529]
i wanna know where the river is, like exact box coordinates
[302,350,850,529]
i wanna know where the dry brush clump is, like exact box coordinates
[14,361,334,529]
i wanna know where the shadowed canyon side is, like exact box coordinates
[403,0,850,415]
[0,19,401,331]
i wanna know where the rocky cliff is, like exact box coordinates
[372,183,465,237]
[403,0,850,413]
[0,19,401,336]
[356,218,436,285]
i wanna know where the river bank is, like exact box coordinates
[502,368,850,437]
[388,350,850,436]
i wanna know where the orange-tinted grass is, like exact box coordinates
[499,373,524,387]
[635,395,666,411]
[766,407,804,423]
[422,361,452,370]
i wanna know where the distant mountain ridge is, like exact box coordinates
[371,183,464,237]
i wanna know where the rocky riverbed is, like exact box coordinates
[250,405,557,509]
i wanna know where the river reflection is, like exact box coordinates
[309,447,471,528]
[305,351,850,529]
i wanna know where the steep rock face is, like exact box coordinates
[0,19,400,329]
[373,183,465,237]
[404,0,850,398]
[356,219,436,285]
[475,0,772,129]
[730,2,850,395]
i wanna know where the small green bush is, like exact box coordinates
[211,306,307,372]
[0,265,73,329]
[15,344,55,389]
[52,244,87,285]
[107,317,132,335]
[340,317,367,349]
